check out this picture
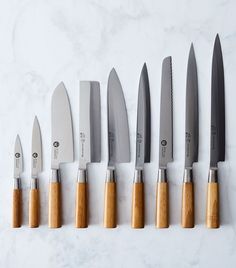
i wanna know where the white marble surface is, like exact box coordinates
[0,0,236,267]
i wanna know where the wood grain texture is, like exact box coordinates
[29,189,40,228]
[75,182,88,228]
[12,189,22,228]
[49,182,61,228]
[104,182,116,228]
[131,182,144,228]
[181,182,194,228]
[155,182,169,228]
[206,182,219,228]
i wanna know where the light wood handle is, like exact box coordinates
[155,182,169,228]
[104,182,116,228]
[29,189,40,228]
[131,182,144,228]
[206,182,219,228]
[49,182,61,228]
[12,189,22,228]
[75,182,88,228]
[181,182,194,228]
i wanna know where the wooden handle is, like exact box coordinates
[155,182,169,228]
[49,182,61,228]
[104,182,116,228]
[206,182,219,228]
[29,189,40,228]
[75,182,88,228]
[181,182,194,228]
[131,182,144,228]
[12,189,22,228]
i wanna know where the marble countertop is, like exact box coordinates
[0,0,236,267]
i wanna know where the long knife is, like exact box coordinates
[75,81,101,228]
[29,116,42,228]
[49,82,74,228]
[131,63,151,228]
[156,57,173,228]
[206,34,225,228]
[181,44,198,228]
[104,68,130,228]
[13,135,23,228]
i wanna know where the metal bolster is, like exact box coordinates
[157,168,167,182]
[13,177,21,189]
[183,168,193,183]
[77,169,87,183]
[30,178,38,189]
[134,169,143,183]
[106,169,116,182]
[51,169,60,183]
[208,168,218,183]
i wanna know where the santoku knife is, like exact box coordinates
[206,34,225,228]
[104,68,130,228]
[49,82,74,228]
[75,81,101,228]
[131,63,151,228]
[181,44,198,228]
[156,57,173,228]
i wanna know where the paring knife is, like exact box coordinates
[104,68,130,228]
[49,82,74,228]
[75,81,101,228]
[181,45,198,228]
[156,57,173,228]
[29,116,42,228]
[131,63,151,228]
[13,135,23,228]
[206,34,225,228]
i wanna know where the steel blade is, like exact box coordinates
[135,63,151,169]
[159,57,173,168]
[14,135,23,178]
[32,116,42,178]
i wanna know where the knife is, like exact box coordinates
[131,63,151,228]
[29,116,42,228]
[104,68,130,228]
[49,82,74,228]
[206,34,225,228]
[75,81,101,228]
[13,135,23,228]
[156,57,173,228]
[181,44,198,228]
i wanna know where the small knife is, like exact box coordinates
[181,44,198,228]
[49,82,74,228]
[206,34,225,228]
[13,135,23,228]
[75,81,101,228]
[156,57,173,228]
[104,68,130,228]
[131,63,151,228]
[29,116,42,228]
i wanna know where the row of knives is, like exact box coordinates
[13,34,225,229]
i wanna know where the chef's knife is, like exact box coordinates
[13,135,23,228]
[206,34,225,228]
[75,81,101,228]
[181,44,198,228]
[156,57,173,228]
[104,68,130,228]
[49,82,74,228]
[29,116,42,228]
[131,63,151,228]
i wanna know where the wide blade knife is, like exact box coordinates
[49,82,74,228]
[104,68,130,228]
[181,44,198,228]
[156,57,173,228]
[131,63,151,228]
[75,81,101,228]
[206,34,225,228]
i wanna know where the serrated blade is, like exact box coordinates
[108,68,130,167]
[135,63,151,169]
[210,34,225,168]
[159,57,173,168]
[51,82,74,169]
[185,44,198,168]
[14,135,23,178]
[32,116,42,178]
[79,81,101,169]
